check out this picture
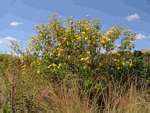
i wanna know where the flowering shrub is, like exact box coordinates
[27,15,144,87]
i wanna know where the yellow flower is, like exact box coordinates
[37,60,41,65]
[48,65,52,68]
[58,64,62,69]
[100,36,110,45]
[58,48,64,52]
[100,37,107,45]
[82,32,86,34]
[86,51,90,54]
[80,57,89,61]
[48,63,57,68]
[52,63,57,67]
[86,27,90,31]
[58,42,61,46]
[57,48,64,56]
[75,34,81,40]
[84,37,88,40]
[80,58,84,61]
[37,70,40,74]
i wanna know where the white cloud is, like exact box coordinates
[126,13,140,21]
[136,33,145,39]
[10,21,22,27]
[0,36,18,46]
[135,33,150,40]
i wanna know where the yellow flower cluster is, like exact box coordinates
[75,34,81,40]
[57,48,64,56]
[82,32,86,35]
[100,36,110,45]
[48,63,62,69]
[86,51,90,55]
[80,57,90,64]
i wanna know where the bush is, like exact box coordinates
[28,15,138,84]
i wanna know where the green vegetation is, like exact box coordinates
[0,15,149,113]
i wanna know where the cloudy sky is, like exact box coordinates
[0,0,150,52]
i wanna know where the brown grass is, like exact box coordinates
[0,69,149,113]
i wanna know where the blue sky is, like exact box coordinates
[0,0,150,52]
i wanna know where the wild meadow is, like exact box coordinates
[0,15,150,113]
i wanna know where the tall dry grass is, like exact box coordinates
[0,66,150,113]
[34,79,150,113]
